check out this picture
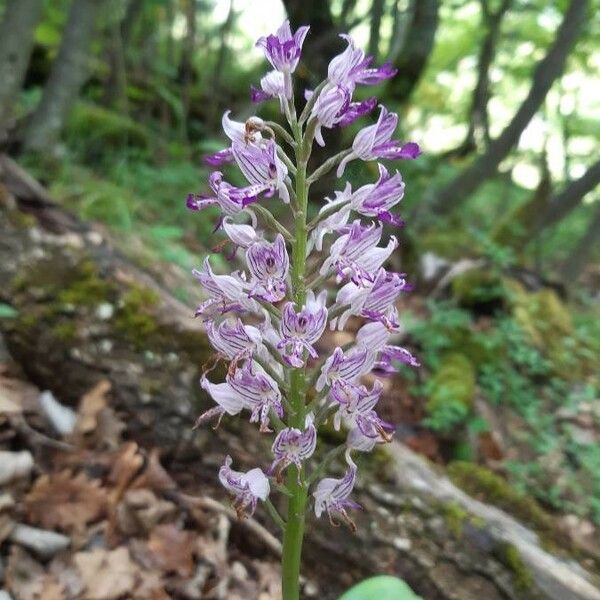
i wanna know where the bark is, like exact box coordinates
[180,0,199,139]
[102,15,128,111]
[0,0,44,130]
[429,0,588,216]
[281,0,341,80]
[1,155,600,600]
[23,0,105,152]
[368,0,386,59]
[537,158,600,231]
[387,0,414,64]
[455,0,513,156]
[559,201,600,281]
[121,0,144,46]
[386,0,439,104]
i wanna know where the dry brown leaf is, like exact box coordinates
[74,547,137,600]
[130,448,177,493]
[76,381,112,434]
[132,571,170,600]
[108,442,144,498]
[146,523,196,577]
[73,380,124,449]
[5,545,45,600]
[24,471,108,533]
[38,579,66,600]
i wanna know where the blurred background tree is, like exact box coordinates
[0,0,599,528]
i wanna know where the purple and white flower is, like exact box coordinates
[270,415,317,480]
[201,361,283,432]
[192,257,255,320]
[256,20,310,98]
[251,70,290,110]
[356,320,420,373]
[337,106,421,176]
[308,185,353,253]
[316,347,374,392]
[313,452,361,530]
[312,84,352,146]
[186,171,258,217]
[332,268,408,330]
[232,139,290,204]
[222,217,262,248]
[278,291,328,367]
[219,456,270,517]
[320,220,397,285]
[329,379,394,451]
[207,318,263,362]
[338,96,378,127]
[246,234,290,302]
[350,164,406,226]
[328,35,396,89]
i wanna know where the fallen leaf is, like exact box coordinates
[74,547,137,600]
[130,448,177,493]
[24,471,107,533]
[113,489,177,537]
[132,571,170,600]
[74,380,124,450]
[108,442,144,500]
[76,381,112,435]
[146,523,196,577]
[5,545,45,600]
[0,450,34,485]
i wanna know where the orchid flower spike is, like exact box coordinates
[187,17,421,589]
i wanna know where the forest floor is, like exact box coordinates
[0,356,287,600]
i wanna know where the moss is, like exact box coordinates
[498,543,534,593]
[447,462,553,535]
[444,501,471,537]
[504,279,590,379]
[425,353,475,432]
[113,285,160,349]
[52,321,78,340]
[66,101,151,150]
[7,210,37,229]
[57,271,112,305]
[451,269,506,309]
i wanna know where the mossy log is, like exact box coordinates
[1,154,599,600]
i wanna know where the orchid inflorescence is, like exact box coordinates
[189,19,420,598]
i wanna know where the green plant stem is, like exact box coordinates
[281,105,310,600]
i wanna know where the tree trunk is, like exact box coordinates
[281,0,341,81]
[368,0,386,59]
[180,0,199,140]
[23,0,104,152]
[385,0,439,104]
[387,0,414,64]
[455,0,512,156]
[0,0,44,131]
[559,201,600,281]
[102,14,128,111]
[428,0,588,217]
[537,158,600,231]
[1,156,600,600]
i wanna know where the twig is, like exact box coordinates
[179,492,282,556]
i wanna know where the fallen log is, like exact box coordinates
[1,155,599,600]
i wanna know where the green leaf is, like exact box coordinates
[0,303,18,318]
[337,576,423,600]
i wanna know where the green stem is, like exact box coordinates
[264,498,287,531]
[281,104,311,600]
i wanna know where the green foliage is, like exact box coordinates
[447,462,554,535]
[338,576,423,600]
[0,303,18,318]
[424,352,476,433]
